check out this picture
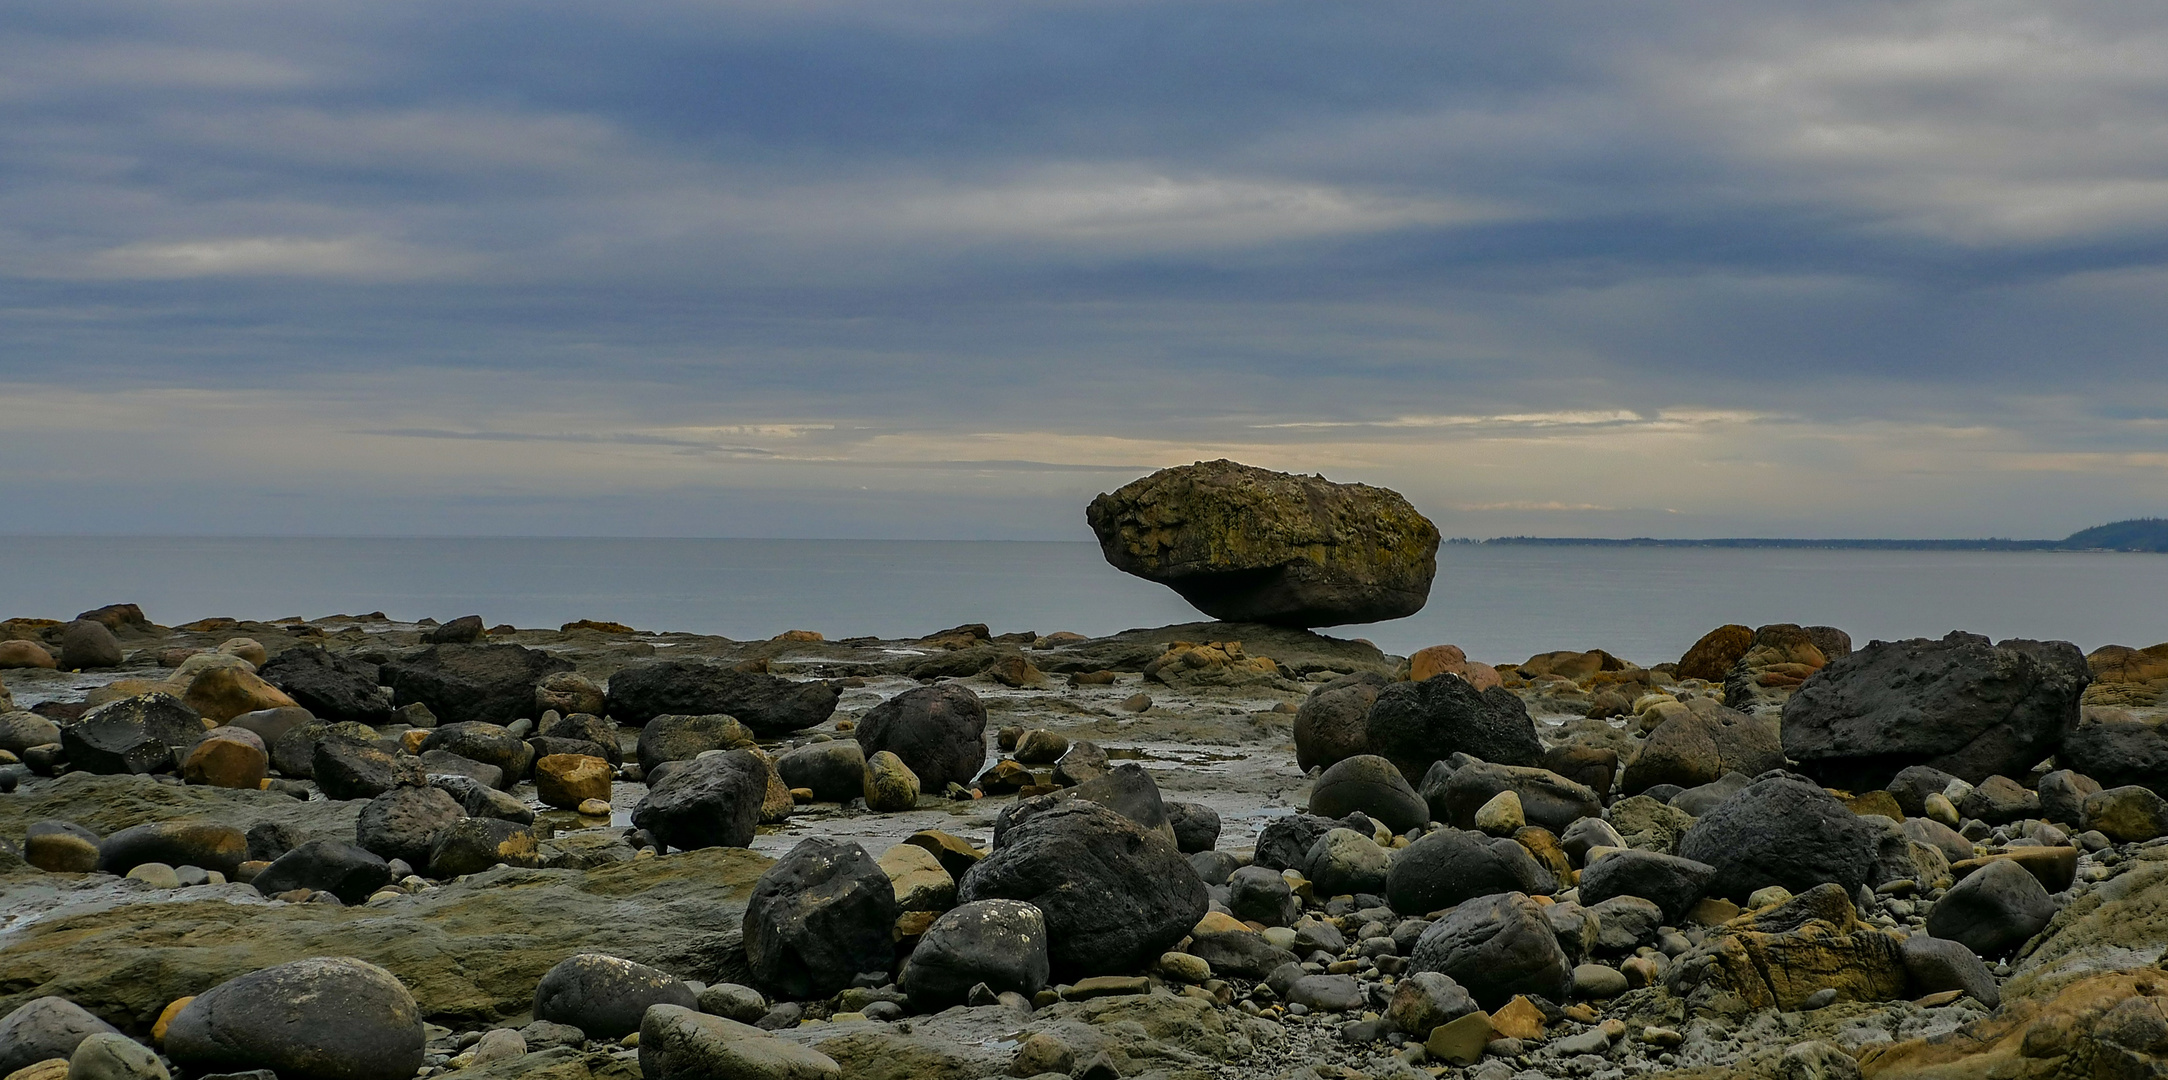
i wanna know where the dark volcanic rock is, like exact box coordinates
[636,713,756,775]
[1576,850,1716,923]
[1084,459,1441,627]
[1227,864,1299,926]
[1676,773,1881,902]
[379,644,573,727]
[427,818,540,877]
[418,722,535,784]
[1253,813,1347,872]
[1924,857,2057,957]
[900,898,1051,1009]
[1781,631,2090,789]
[994,762,1173,847]
[853,684,988,790]
[258,646,391,725]
[2061,718,2168,796]
[1899,934,2001,1008]
[165,957,424,1080]
[1309,754,1429,835]
[744,838,900,998]
[1619,700,1783,796]
[1385,828,1554,916]
[776,740,866,803]
[1436,763,1601,833]
[532,953,696,1040]
[1887,765,1964,817]
[313,737,425,801]
[355,785,466,867]
[98,820,248,877]
[1294,671,1389,772]
[0,996,122,1075]
[252,839,394,904]
[631,749,770,851]
[269,720,380,780]
[1365,676,1542,783]
[604,659,839,734]
[424,615,485,645]
[1408,892,1574,1010]
[957,799,1208,979]
[536,711,621,765]
[1165,800,1221,854]
[63,693,204,775]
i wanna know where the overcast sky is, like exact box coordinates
[4,0,2167,540]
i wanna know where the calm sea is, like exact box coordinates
[3,537,2165,665]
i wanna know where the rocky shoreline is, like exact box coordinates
[0,600,2162,1080]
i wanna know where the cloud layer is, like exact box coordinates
[4,0,2167,538]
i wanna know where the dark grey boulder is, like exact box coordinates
[636,714,755,776]
[957,799,1207,979]
[2036,769,2102,825]
[1254,812,1348,872]
[1901,816,1974,865]
[1054,740,1109,786]
[744,838,900,998]
[1437,763,1601,833]
[854,684,987,790]
[429,774,534,824]
[536,712,620,764]
[1576,849,1716,923]
[1310,754,1428,835]
[1587,896,1665,952]
[251,840,393,904]
[1619,701,1782,796]
[1408,892,1574,1010]
[1385,828,1553,916]
[1668,771,1752,817]
[426,818,539,877]
[630,749,769,851]
[1887,765,1964,817]
[419,722,533,784]
[416,749,503,790]
[0,996,122,1075]
[246,821,301,863]
[1295,671,1388,772]
[1084,459,1441,627]
[532,953,695,1040]
[1189,850,1239,886]
[164,957,423,1080]
[258,647,390,725]
[1958,775,2040,825]
[1365,676,1542,783]
[60,620,124,669]
[63,693,204,775]
[1166,801,1221,854]
[1227,864,1300,926]
[98,821,248,877]
[776,740,865,803]
[355,785,466,867]
[1676,773,1881,902]
[1385,971,1478,1038]
[424,615,485,644]
[2061,718,2168,796]
[993,762,1171,846]
[1186,931,1299,978]
[900,898,1051,1008]
[269,720,380,779]
[1925,857,2057,957]
[605,659,839,733]
[1781,632,2089,790]
[1899,934,2001,1007]
[1560,817,1626,864]
[313,736,425,800]
[1286,973,1364,1011]
[380,643,572,727]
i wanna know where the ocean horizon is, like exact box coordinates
[5,535,2164,666]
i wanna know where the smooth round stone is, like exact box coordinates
[577,798,612,816]
[69,1032,169,1080]
[126,863,182,888]
[1572,963,1629,1000]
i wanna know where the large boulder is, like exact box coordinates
[312,737,425,801]
[59,620,124,670]
[378,644,573,727]
[853,684,988,790]
[355,785,466,867]
[251,840,394,904]
[1307,754,1428,834]
[1664,883,1906,1011]
[418,723,535,784]
[637,713,756,775]
[97,820,248,877]
[258,646,392,724]
[900,899,1051,1008]
[164,957,424,1080]
[1925,857,2058,958]
[1618,699,1783,795]
[743,838,900,999]
[532,953,696,1040]
[1364,676,1542,783]
[993,762,1172,845]
[1576,849,1716,923]
[62,694,204,775]
[1407,892,1573,1009]
[776,741,866,803]
[631,749,770,850]
[1385,828,1553,916]
[956,799,1207,979]
[1780,631,2090,790]
[1676,773,1881,902]
[2061,717,2168,796]
[1252,812,1349,872]
[181,726,269,789]
[2082,642,2168,708]
[604,660,839,733]
[1083,459,1440,627]
[1675,624,1754,683]
[1721,624,1839,716]
[1434,762,1601,833]
[1294,671,1388,772]
[0,709,62,756]
[639,1007,839,1080]
[0,997,121,1075]
[178,666,299,726]
[426,818,540,877]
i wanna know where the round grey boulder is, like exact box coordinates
[1385,828,1553,916]
[1310,754,1428,835]
[776,741,866,803]
[1676,773,1880,902]
[630,749,769,851]
[1227,864,1299,926]
[251,839,393,904]
[1925,858,2058,957]
[533,953,697,1040]
[1409,891,1573,1010]
[1165,801,1222,854]
[1365,676,1542,783]
[901,898,1051,1009]
[355,785,466,867]
[0,996,122,1075]
[165,957,424,1080]
[1295,672,1388,773]
[854,684,988,791]
[744,838,901,999]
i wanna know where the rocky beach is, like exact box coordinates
[3,461,2166,1080]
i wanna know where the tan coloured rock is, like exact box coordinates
[1142,641,1285,689]
[2083,642,2168,708]
[180,667,298,725]
[876,843,955,912]
[215,638,269,667]
[1665,883,1906,1011]
[864,751,921,812]
[181,728,269,790]
[0,640,56,670]
[534,754,612,810]
[1408,644,1503,691]
[1676,624,1754,683]
[1859,970,2168,1079]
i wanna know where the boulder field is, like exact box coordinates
[1,593,2165,1080]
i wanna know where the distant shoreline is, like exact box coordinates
[1463,536,2155,551]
